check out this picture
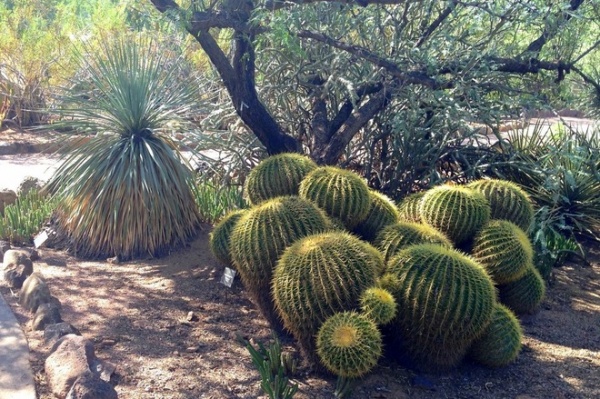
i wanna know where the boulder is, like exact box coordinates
[19,273,52,312]
[45,335,97,399]
[0,240,10,257]
[32,302,62,331]
[44,322,81,345]
[66,373,118,399]
[0,189,17,215]
[2,249,33,288]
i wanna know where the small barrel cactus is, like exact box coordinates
[317,311,382,378]
[272,231,382,363]
[230,196,331,328]
[209,209,246,266]
[471,220,533,284]
[299,166,371,229]
[419,185,491,246]
[353,190,399,241]
[397,192,425,222]
[375,221,452,262]
[467,179,534,231]
[469,303,523,368]
[245,153,317,205]
[498,265,546,315]
[359,287,397,325]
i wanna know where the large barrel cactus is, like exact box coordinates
[498,265,546,314]
[419,185,491,246]
[375,221,452,262]
[230,196,331,327]
[299,166,371,229]
[472,220,533,284]
[272,231,382,363]
[316,312,383,378]
[245,153,317,205]
[469,303,523,368]
[467,179,534,231]
[209,209,246,266]
[386,244,496,369]
[354,190,399,241]
[397,192,425,222]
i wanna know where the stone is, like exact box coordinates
[44,322,81,344]
[66,373,118,399]
[4,262,33,289]
[0,240,10,257]
[32,302,62,331]
[45,334,97,399]
[19,273,52,312]
[17,176,43,197]
[0,189,17,215]
[2,249,30,268]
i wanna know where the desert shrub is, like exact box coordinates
[0,190,56,245]
[194,181,246,224]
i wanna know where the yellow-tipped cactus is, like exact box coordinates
[354,190,399,241]
[246,153,317,205]
[375,221,452,262]
[316,312,382,378]
[359,287,397,325]
[498,265,546,315]
[209,209,246,266]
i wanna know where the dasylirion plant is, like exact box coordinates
[468,178,534,231]
[245,153,317,205]
[272,231,382,363]
[469,303,523,368]
[209,209,246,266]
[419,185,491,247]
[359,287,397,326]
[386,244,496,369]
[397,191,425,223]
[374,220,452,262]
[316,311,383,378]
[472,220,534,284]
[299,166,371,229]
[498,265,546,315]
[229,196,331,328]
[353,190,399,241]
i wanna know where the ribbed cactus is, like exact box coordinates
[472,220,533,284]
[468,179,534,231]
[360,287,397,325]
[354,190,399,241]
[272,232,382,363]
[397,192,425,222]
[209,209,246,266]
[245,153,317,205]
[469,303,523,368]
[498,265,546,315]
[386,244,496,369]
[316,311,383,378]
[419,185,491,247]
[230,196,331,328]
[299,166,371,229]
[375,221,452,262]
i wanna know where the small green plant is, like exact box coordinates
[242,335,298,399]
[194,180,246,224]
[0,190,56,244]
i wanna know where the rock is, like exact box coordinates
[4,262,33,289]
[44,322,81,344]
[19,273,52,312]
[2,249,30,267]
[66,373,118,399]
[0,189,17,215]
[32,302,62,331]
[90,359,116,382]
[0,240,10,257]
[17,176,43,197]
[45,335,97,399]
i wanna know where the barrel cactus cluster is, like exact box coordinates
[209,153,546,379]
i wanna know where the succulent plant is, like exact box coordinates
[471,220,533,284]
[397,192,425,222]
[498,265,546,315]
[467,179,534,231]
[316,311,383,378]
[230,196,332,328]
[272,231,382,363]
[469,303,523,368]
[359,287,397,325]
[374,221,452,262]
[209,209,246,266]
[245,153,317,205]
[419,185,491,246]
[299,166,371,229]
[353,190,399,241]
[386,244,496,369]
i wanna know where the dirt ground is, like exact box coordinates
[1,225,599,399]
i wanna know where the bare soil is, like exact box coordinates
[1,225,599,399]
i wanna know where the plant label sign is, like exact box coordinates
[220,267,236,288]
[34,231,49,249]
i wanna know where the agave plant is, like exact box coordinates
[46,36,202,260]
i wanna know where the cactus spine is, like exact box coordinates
[354,190,399,241]
[209,209,246,266]
[375,221,452,262]
[498,265,546,314]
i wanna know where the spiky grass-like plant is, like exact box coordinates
[317,312,382,378]
[46,36,201,260]
[354,190,400,241]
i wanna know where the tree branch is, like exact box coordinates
[264,0,408,11]
[415,1,458,48]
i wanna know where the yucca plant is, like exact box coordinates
[45,36,202,260]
